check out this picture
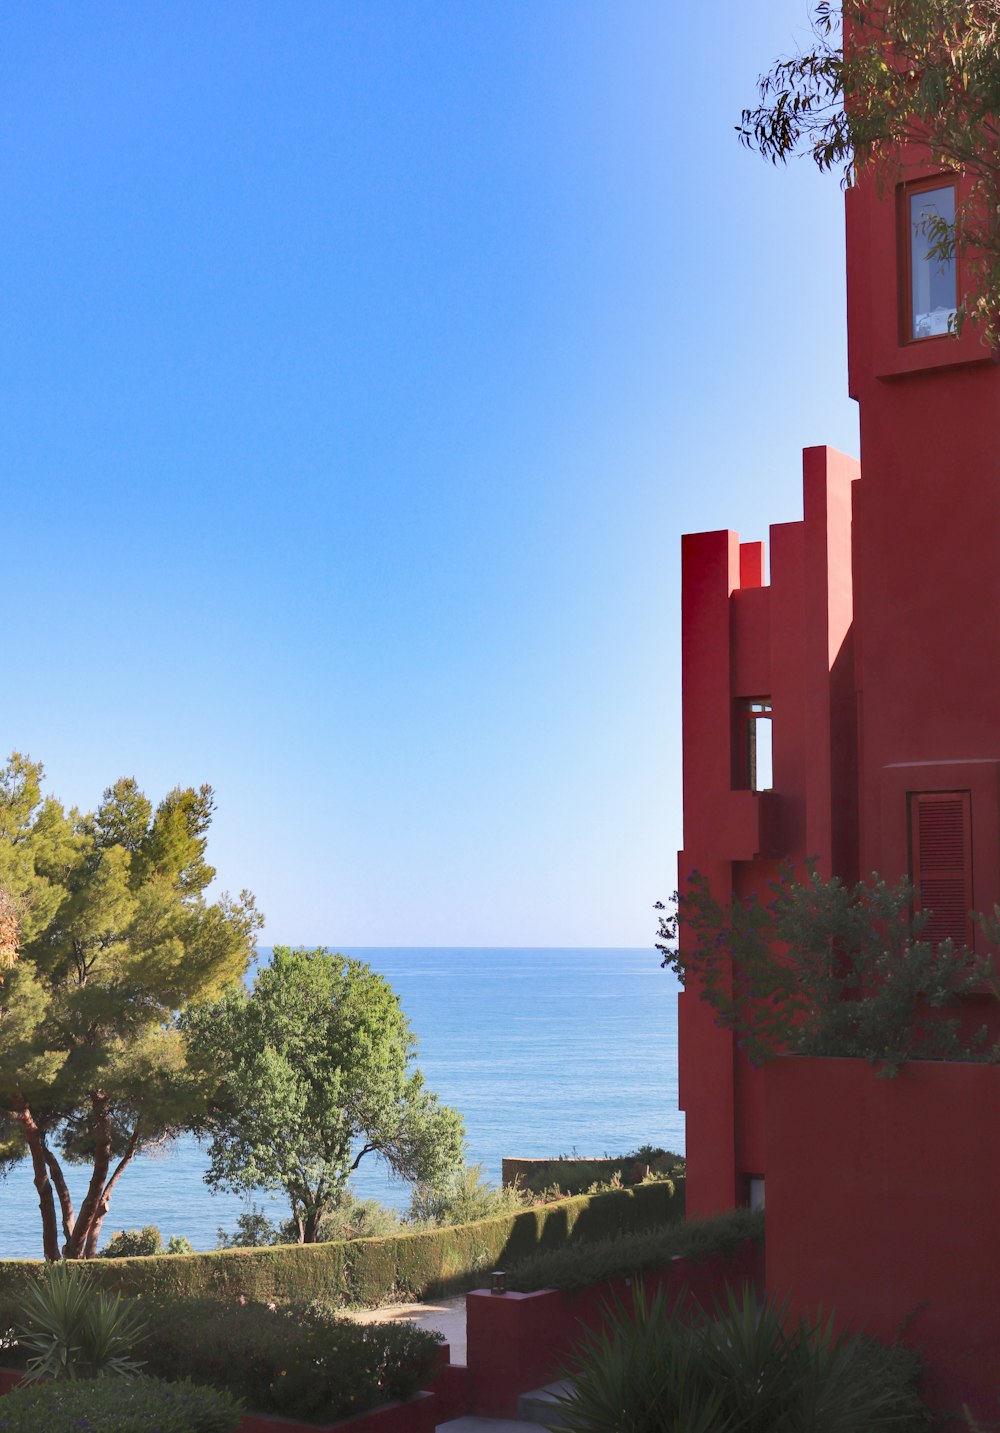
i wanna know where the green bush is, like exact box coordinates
[549,1282,931,1433]
[506,1207,763,1293]
[0,1376,240,1433]
[408,1162,528,1225]
[99,1225,164,1258]
[524,1150,685,1197]
[138,1297,440,1422]
[0,1183,681,1309]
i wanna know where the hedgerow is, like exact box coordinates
[0,1182,682,1311]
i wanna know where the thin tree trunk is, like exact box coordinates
[64,1092,112,1259]
[16,1105,59,1262]
[83,1123,142,1258]
[43,1148,76,1251]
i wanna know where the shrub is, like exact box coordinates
[138,1296,440,1422]
[549,1282,931,1433]
[0,1375,240,1432]
[218,1195,402,1248]
[524,1150,686,1197]
[216,1209,281,1249]
[166,1236,195,1256]
[291,1194,404,1243]
[408,1163,528,1225]
[14,1261,146,1381]
[99,1225,164,1259]
[506,1206,761,1294]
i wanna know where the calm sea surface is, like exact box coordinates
[0,948,682,1259]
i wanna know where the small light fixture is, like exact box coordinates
[490,1270,506,1295]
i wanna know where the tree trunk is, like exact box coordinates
[303,1208,323,1243]
[16,1105,59,1262]
[83,1123,142,1257]
[63,1092,113,1259]
[43,1148,76,1250]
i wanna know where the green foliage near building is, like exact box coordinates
[0,755,261,1260]
[738,1,1000,346]
[660,869,998,1075]
[184,947,465,1242]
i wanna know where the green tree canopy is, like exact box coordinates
[184,948,465,1242]
[738,1,1000,344]
[0,754,261,1259]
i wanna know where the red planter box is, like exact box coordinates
[466,1238,763,1418]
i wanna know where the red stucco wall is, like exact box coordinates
[765,1056,1000,1420]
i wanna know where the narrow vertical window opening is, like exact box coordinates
[739,700,773,792]
[905,182,957,341]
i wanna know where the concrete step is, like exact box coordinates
[435,1420,551,1432]
[517,1379,573,1424]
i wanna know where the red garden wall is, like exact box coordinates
[465,1239,763,1419]
[765,1056,1000,1420]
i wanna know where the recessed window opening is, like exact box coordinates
[742,700,773,792]
[908,184,957,341]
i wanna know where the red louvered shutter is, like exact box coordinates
[910,791,973,948]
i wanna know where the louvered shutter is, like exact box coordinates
[910,791,973,948]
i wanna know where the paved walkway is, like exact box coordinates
[340,1293,468,1362]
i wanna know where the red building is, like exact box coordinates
[678,146,1000,1414]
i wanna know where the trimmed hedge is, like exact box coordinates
[0,1181,682,1310]
[505,1206,763,1293]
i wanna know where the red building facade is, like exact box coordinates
[679,145,1000,1216]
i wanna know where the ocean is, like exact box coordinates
[0,948,682,1259]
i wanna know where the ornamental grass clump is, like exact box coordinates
[0,1376,240,1433]
[550,1282,930,1433]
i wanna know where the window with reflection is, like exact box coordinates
[908,183,957,341]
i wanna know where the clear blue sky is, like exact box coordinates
[2,2,858,946]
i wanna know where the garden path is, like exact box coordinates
[340,1294,467,1362]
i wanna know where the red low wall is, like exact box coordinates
[465,1239,763,1418]
[765,1056,1000,1422]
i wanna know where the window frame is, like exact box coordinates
[899,176,959,346]
[735,698,773,793]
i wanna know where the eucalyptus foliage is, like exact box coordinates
[658,869,999,1075]
[739,1,1000,345]
[185,948,465,1242]
[0,754,261,1259]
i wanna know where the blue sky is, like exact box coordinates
[1,2,858,946]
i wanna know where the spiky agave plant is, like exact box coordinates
[15,1261,147,1381]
